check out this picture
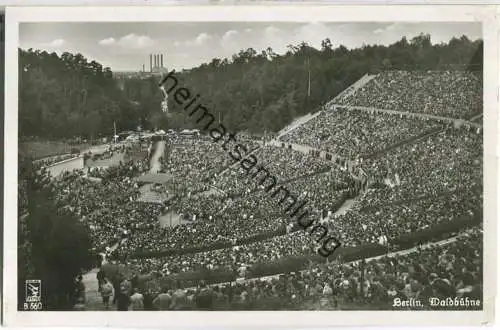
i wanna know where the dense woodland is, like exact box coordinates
[18,160,94,310]
[19,33,482,139]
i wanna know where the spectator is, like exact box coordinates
[100,279,114,309]
[130,288,144,311]
[153,288,172,311]
[116,291,130,311]
[73,275,85,305]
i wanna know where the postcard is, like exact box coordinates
[2,4,497,327]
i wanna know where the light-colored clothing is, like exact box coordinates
[171,289,187,310]
[323,285,333,295]
[153,293,172,310]
[130,292,144,311]
[120,279,132,296]
[74,302,86,311]
[101,282,113,298]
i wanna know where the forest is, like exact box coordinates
[19,33,483,140]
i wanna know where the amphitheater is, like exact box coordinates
[49,70,482,311]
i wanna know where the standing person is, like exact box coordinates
[74,275,85,305]
[143,288,155,311]
[116,291,130,311]
[170,281,188,310]
[120,277,132,297]
[237,263,247,284]
[100,279,114,310]
[130,275,139,290]
[73,296,86,311]
[195,281,214,310]
[129,288,144,311]
[97,269,106,292]
[112,277,121,305]
[153,287,172,311]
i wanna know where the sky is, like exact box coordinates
[19,22,482,72]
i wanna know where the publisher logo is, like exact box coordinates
[24,280,43,310]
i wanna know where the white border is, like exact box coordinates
[3,5,498,327]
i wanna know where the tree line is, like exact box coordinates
[18,158,95,310]
[19,33,482,139]
[19,49,138,140]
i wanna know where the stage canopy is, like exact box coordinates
[135,173,173,184]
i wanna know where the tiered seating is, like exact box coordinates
[280,107,444,158]
[29,70,482,311]
[337,71,482,119]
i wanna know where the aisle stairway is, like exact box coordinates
[276,112,323,139]
[82,269,112,311]
[325,73,377,109]
[137,183,168,204]
[150,141,165,174]
[277,73,377,140]
[82,242,123,311]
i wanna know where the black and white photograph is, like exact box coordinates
[3,4,498,328]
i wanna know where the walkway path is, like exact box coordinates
[333,197,357,217]
[326,73,376,106]
[84,151,125,168]
[81,144,110,155]
[81,241,123,310]
[82,269,107,311]
[158,211,191,228]
[276,111,322,139]
[217,144,261,177]
[266,139,312,154]
[470,113,483,122]
[149,141,165,174]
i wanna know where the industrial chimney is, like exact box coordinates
[160,54,163,68]
[149,54,153,72]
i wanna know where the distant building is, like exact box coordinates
[112,53,169,80]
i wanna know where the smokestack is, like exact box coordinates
[142,64,145,72]
[155,54,159,68]
[149,54,153,72]
[161,54,163,68]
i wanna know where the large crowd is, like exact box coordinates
[361,127,482,201]
[280,108,445,159]
[89,227,483,311]
[21,70,483,311]
[336,70,482,119]
[157,136,259,194]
